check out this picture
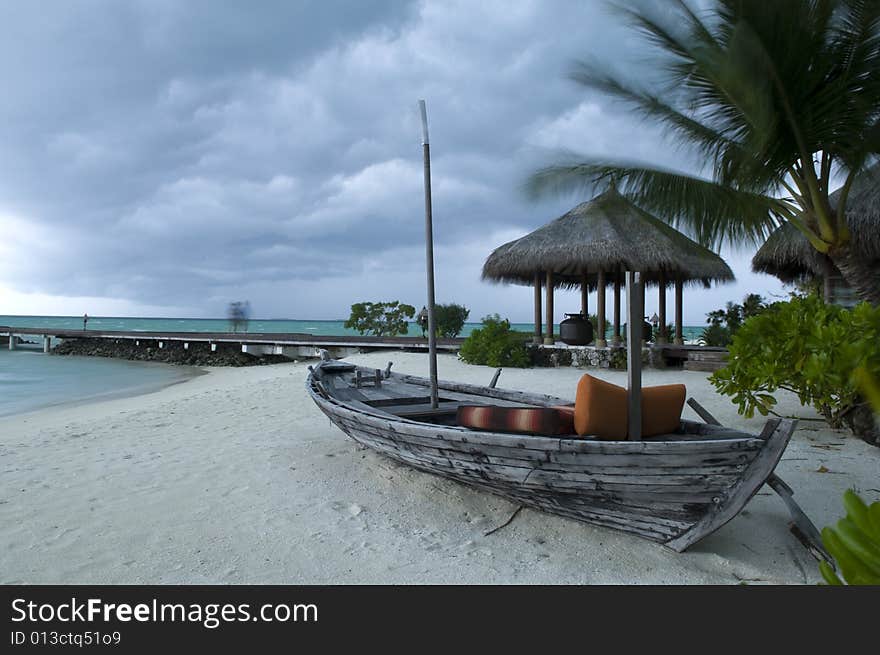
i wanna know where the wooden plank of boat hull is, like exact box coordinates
[445,479,690,540]
[372,436,750,476]
[348,427,738,496]
[334,416,757,475]
[324,396,759,453]
[477,483,696,532]
[664,418,796,552]
[322,402,763,454]
[427,472,690,537]
[348,428,747,488]
[549,494,707,523]
[373,429,758,468]
[353,431,721,518]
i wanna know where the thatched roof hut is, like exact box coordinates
[482,188,734,346]
[482,188,734,289]
[752,166,880,285]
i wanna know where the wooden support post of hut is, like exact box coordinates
[613,270,621,345]
[580,272,589,317]
[657,271,667,344]
[544,271,555,345]
[674,278,684,345]
[533,272,542,345]
[596,270,607,347]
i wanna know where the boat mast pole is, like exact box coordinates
[419,99,439,409]
[625,270,643,440]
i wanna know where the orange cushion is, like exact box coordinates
[641,384,686,436]
[573,374,628,439]
[573,374,686,439]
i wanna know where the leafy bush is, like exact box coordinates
[344,301,415,337]
[700,293,767,346]
[710,296,880,445]
[856,367,880,413]
[698,323,732,347]
[434,303,470,338]
[820,490,880,585]
[459,314,530,368]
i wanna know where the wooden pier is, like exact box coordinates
[0,326,463,357]
[659,344,729,371]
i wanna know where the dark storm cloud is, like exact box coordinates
[0,0,784,320]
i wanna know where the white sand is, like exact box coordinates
[1,352,877,584]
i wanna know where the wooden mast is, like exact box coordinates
[625,271,643,441]
[419,99,439,409]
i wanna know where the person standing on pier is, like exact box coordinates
[83,313,88,331]
[417,306,428,338]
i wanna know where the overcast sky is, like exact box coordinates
[0,0,788,324]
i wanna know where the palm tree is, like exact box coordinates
[528,0,880,304]
[741,293,766,318]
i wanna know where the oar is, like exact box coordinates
[686,398,832,563]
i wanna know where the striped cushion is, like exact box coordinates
[456,405,574,436]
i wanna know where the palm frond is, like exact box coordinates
[526,160,788,249]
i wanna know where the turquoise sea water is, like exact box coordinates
[0,315,705,341]
[0,347,198,418]
[0,315,703,418]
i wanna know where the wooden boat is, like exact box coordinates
[306,357,804,552]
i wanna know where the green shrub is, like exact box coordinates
[698,323,732,347]
[434,303,470,338]
[701,293,767,346]
[820,490,880,585]
[710,296,880,444]
[459,314,530,368]
[856,367,880,412]
[344,301,415,337]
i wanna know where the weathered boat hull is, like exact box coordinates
[306,368,795,551]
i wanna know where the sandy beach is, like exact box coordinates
[1,351,877,585]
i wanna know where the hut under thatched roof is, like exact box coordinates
[482,188,734,346]
[483,188,734,289]
[752,165,880,305]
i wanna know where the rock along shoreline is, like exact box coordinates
[52,337,291,367]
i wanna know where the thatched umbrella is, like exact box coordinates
[752,166,880,301]
[482,188,734,345]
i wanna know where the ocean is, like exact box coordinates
[0,348,198,418]
[0,315,704,418]
[0,315,705,340]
